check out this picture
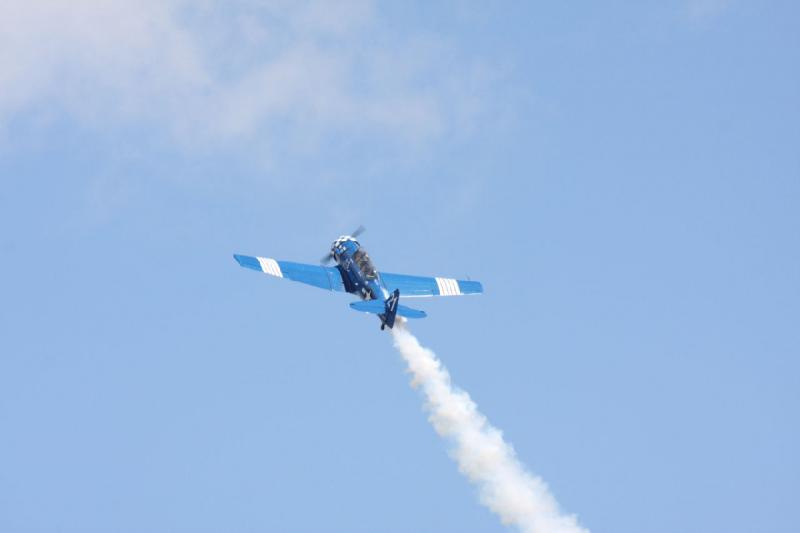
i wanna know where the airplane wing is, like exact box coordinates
[379,272,483,298]
[234,254,346,292]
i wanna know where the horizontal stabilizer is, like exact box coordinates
[349,300,427,319]
[349,299,385,313]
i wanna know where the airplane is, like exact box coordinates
[233,227,483,330]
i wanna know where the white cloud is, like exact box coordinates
[0,0,493,150]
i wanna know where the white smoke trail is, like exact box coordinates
[391,323,588,533]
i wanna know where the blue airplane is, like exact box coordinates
[234,227,483,329]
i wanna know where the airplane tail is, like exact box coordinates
[381,289,400,330]
[349,289,427,330]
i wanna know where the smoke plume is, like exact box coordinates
[391,323,588,533]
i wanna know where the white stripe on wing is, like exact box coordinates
[257,257,283,278]
[435,277,446,296]
[436,277,461,296]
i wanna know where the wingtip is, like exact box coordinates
[233,254,263,271]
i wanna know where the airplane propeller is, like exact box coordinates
[320,225,365,265]
[351,225,366,238]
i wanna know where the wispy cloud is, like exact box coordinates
[0,1,494,150]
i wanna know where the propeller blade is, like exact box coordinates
[351,225,366,238]
[321,252,334,265]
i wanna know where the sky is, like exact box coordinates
[1,1,798,532]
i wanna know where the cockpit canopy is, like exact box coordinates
[330,235,377,280]
[352,248,377,280]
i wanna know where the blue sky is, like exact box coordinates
[1,2,798,532]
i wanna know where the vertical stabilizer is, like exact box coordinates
[381,289,400,330]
